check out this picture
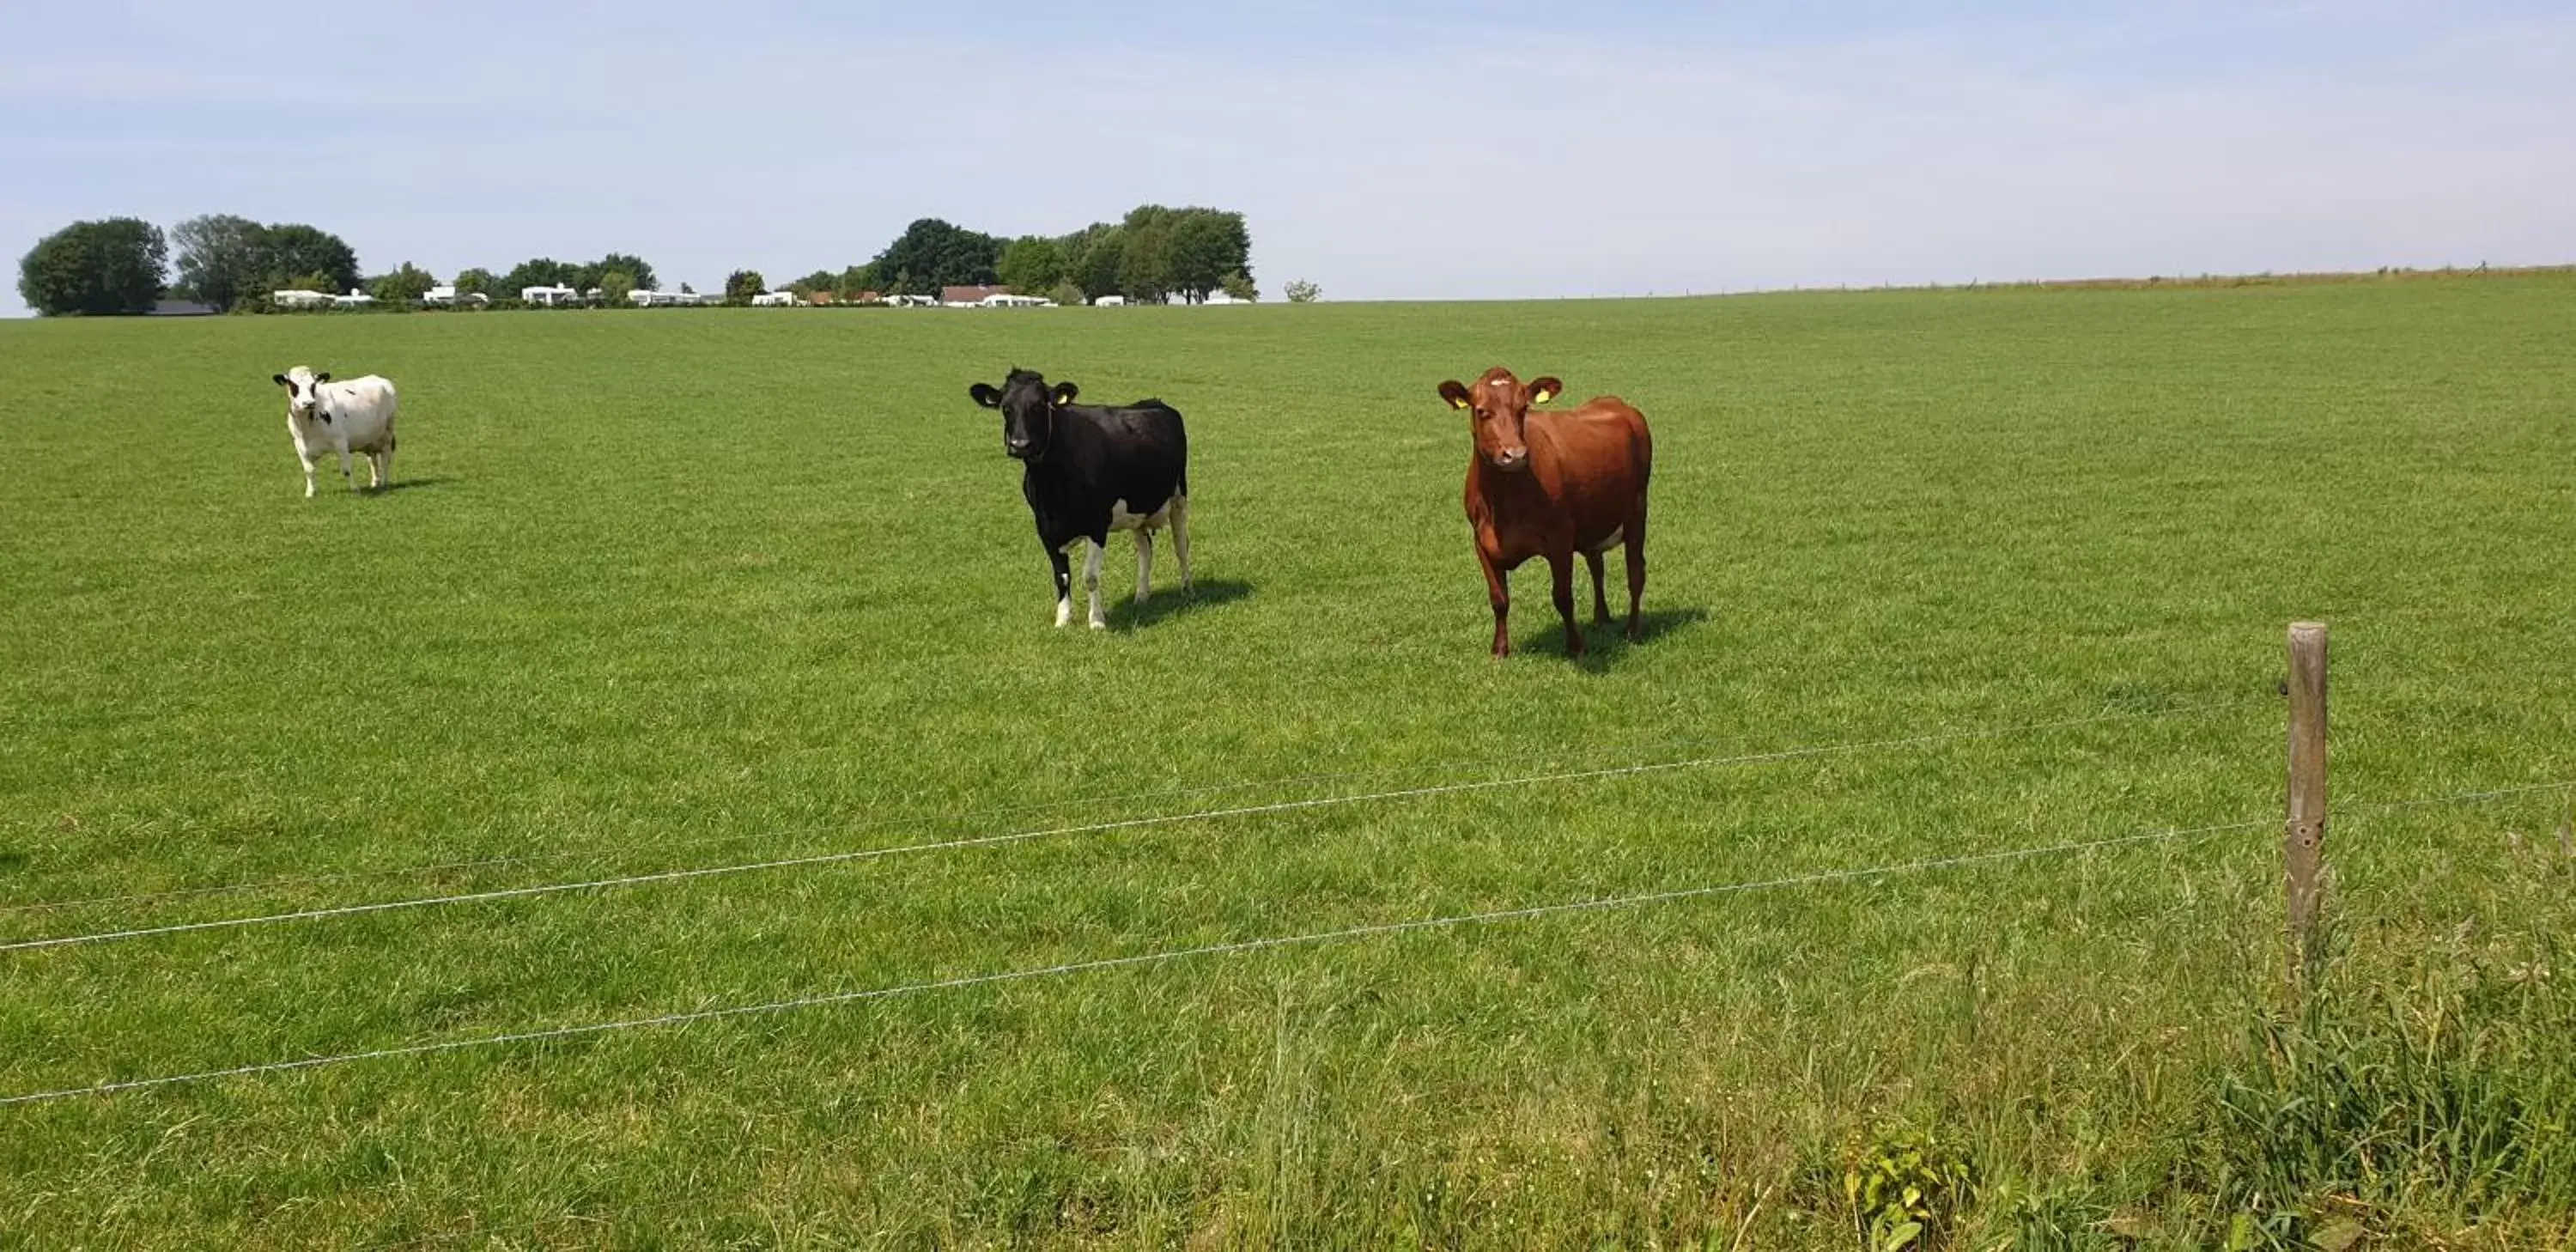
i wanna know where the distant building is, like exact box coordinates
[1091,295,1127,307]
[521,285,582,307]
[750,290,799,307]
[331,289,377,309]
[150,299,218,316]
[421,285,489,307]
[940,284,1010,306]
[270,289,331,310]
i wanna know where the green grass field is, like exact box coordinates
[3,278,2573,1249]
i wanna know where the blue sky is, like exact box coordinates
[2,2,2568,314]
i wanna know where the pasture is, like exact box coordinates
[3,277,2573,1248]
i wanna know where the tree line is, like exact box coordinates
[791,205,1257,305]
[15,204,1264,315]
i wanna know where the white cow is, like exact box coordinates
[272,366,399,497]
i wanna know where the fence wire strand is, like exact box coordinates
[1,702,2256,956]
[4,775,2566,1108]
[0,814,2269,1108]
[0,698,2251,920]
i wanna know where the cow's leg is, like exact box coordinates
[337,446,357,492]
[1083,538,1108,629]
[366,449,385,489]
[1479,548,1510,659]
[380,432,395,489]
[1547,549,1584,659]
[297,451,318,499]
[1134,527,1153,605]
[1624,507,1649,641]
[1170,494,1194,593]
[1048,546,1074,628]
[1584,549,1611,625]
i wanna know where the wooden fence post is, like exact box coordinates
[2286,621,2329,990]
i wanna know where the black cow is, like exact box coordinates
[968,368,1192,628]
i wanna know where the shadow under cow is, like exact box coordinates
[1508,605,1709,671]
[1109,578,1255,630]
[363,477,453,495]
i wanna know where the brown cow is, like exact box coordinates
[1437,367,1653,659]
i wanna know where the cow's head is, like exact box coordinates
[968,368,1078,462]
[1438,367,1560,472]
[272,367,332,422]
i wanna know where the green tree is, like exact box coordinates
[725,270,766,304]
[1119,218,1174,303]
[500,258,580,296]
[1046,279,1086,307]
[171,214,268,310]
[995,236,1065,294]
[1220,270,1258,302]
[597,269,637,307]
[1285,279,1322,303]
[1166,210,1250,303]
[453,267,495,296]
[789,269,836,296]
[867,218,1002,295]
[261,223,360,294]
[17,217,167,316]
[370,262,437,304]
[835,263,881,299]
[592,252,656,293]
[1066,226,1126,301]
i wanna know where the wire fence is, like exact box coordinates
[0,701,2259,956]
[0,813,2271,1108]
[0,697,2251,920]
[5,775,2570,1109]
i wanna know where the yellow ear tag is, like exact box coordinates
[1532,388,1555,404]
[1448,394,1470,410]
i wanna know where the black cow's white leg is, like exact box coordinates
[1170,494,1193,593]
[1134,528,1153,605]
[1048,546,1075,628]
[1083,539,1108,629]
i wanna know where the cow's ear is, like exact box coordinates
[1528,377,1562,405]
[1438,380,1473,410]
[313,372,331,385]
[273,374,291,387]
[969,382,1004,409]
[1050,381,1078,407]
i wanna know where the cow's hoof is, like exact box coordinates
[1089,620,1109,631]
